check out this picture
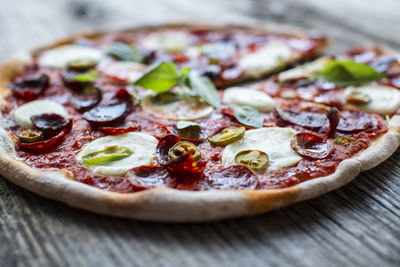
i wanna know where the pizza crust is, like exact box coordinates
[0,24,399,222]
[1,121,399,222]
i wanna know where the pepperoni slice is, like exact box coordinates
[113,88,132,101]
[275,108,327,130]
[325,107,339,137]
[156,135,181,165]
[127,166,177,190]
[167,154,207,181]
[31,113,69,132]
[290,132,333,159]
[31,113,71,137]
[19,131,65,151]
[99,121,141,135]
[7,73,49,99]
[221,108,235,118]
[82,101,129,126]
[205,165,258,190]
[337,111,377,133]
[70,85,102,112]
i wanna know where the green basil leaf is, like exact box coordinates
[105,42,143,62]
[178,67,191,86]
[188,73,220,109]
[233,106,263,128]
[71,70,99,82]
[134,62,181,93]
[318,60,385,85]
[82,145,132,165]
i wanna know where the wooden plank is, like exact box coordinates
[0,0,400,266]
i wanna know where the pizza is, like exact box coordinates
[0,22,399,222]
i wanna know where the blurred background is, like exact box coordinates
[1,0,399,62]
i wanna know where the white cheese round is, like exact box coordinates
[141,92,214,121]
[277,57,332,82]
[98,61,147,82]
[239,41,292,78]
[344,84,400,115]
[141,31,190,52]
[13,99,69,128]
[222,127,302,172]
[77,132,158,176]
[223,87,275,112]
[38,45,103,68]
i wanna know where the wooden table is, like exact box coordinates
[1,0,399,266]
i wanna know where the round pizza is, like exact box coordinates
[0,22,399,222]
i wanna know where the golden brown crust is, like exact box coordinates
[0,25,398,222]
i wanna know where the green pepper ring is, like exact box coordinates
[208,126,246,146]
[234,149,269,171]
[168,141,201,160]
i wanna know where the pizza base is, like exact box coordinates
[0,24,399,222]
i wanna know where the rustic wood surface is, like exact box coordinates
[1,0,399,266]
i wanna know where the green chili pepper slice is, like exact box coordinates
[208,126,245,146]
[82,145,133,165]
[234,149,269,171]
[168,141,201,160]
[176,121,201,139]
[334,136,367,147]
[18,130,44,143]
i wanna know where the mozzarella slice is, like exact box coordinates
[141,92,214,120]
[344,84,400,115]
[13,99,69,128]
[98,61,147,82]
[38,45,103,68]
[239,41,293,78]
[222,127,302,172]
[223,87,275,112]
[77,132,158,176]
[277,57,332,82]
[141,31,190,52]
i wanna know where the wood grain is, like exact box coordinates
[0,0,399,266]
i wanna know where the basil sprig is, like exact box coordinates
[134,62,220,108]
[187,73,220,109]
[318,60,385,86]
[233,106,263,128]
[105,42,143,62]
[134,62,183,93]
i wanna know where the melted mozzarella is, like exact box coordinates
[98,61,147,82]
[222,127,302,172]
[141,31,190,52]
[239,41,292,78]
[13,99,69,128]
[77,132,158,176]
[278,57,332,82]
[344,84,400,115]
[38,45,103,68]
[223,87,275,112]
[141,93,214,121]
